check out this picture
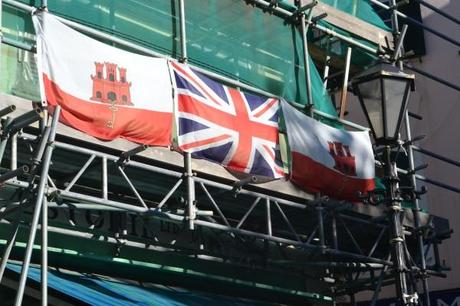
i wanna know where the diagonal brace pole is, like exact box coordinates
[274,201,301,242]
[236,197,261,229]
[64,154,96,191]
[199,182,230,227]
[117,165,148,209]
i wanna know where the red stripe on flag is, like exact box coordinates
[253,99,277,118]
[262,144,284,176]
[180,134,231,151]
[177,94,278,143]
[43,74,172,146]
[172,62,225,107]
[291,151,375,201]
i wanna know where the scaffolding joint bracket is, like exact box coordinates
[403,292,419,305]
[389,237,404,244]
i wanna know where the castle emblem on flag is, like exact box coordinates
[328,141,357,176]
[90,62,133,128]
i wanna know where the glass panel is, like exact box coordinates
[383,78,409,139]
[358,79,384,138]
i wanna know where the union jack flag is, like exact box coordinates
[171,62,284,179]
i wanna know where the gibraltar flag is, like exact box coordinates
[282,101,375,200]
[32,12,173,146]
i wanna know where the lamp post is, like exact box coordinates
[352,62,415,305]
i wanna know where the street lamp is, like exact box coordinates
[352,62,415,145]
[352,62,416,306]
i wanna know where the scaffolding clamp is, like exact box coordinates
[0,105,16,119]
[3,109,42,137]
[403,292,419,305]
[389,237,404,244]
[232,175,258,196]
[117,144,149,165]
[288,0,318,24]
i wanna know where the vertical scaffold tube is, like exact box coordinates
[185,152,195,230]
[405,112,430,306]
[178,0,195,230]
[179,0,187,62]
[0,118,13,163]
[41,196,48,306]
[339,47,352,119]
[11,134,17,170]
[14,106,61,306]
[316,201,326,250]
[0,126,50,284]
[300,8,313,115]
[384,146,409,306]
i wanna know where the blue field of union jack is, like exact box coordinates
[171,62,284,179]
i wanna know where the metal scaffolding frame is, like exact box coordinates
[0,113,449,303]
[0,0,458,305]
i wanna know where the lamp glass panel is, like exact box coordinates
[383,78,409,138]
[358,79,384,138]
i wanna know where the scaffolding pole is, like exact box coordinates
[14,106,60,306]
[177,0,195,231]
[298,0,316,115]
[41,196,48,306]
[339,47,352,119]
[405,113,430,306]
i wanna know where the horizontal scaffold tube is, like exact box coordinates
[18,133,310,208]
[1,180,394,266]
[193,218,393,266]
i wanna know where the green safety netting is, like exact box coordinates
[313,0,391,68]
[311,20,380,67]
[320,0,390,30]
[2,0,335,116]
[2,0,390,117]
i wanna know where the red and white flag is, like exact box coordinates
[33,12,173,146]
[282,101,375,200]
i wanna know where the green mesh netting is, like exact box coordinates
[320,0,391,30]
[312,20,379,67]
[2,0,337,115]
[2,0,391,117]
[184,0,335,114]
